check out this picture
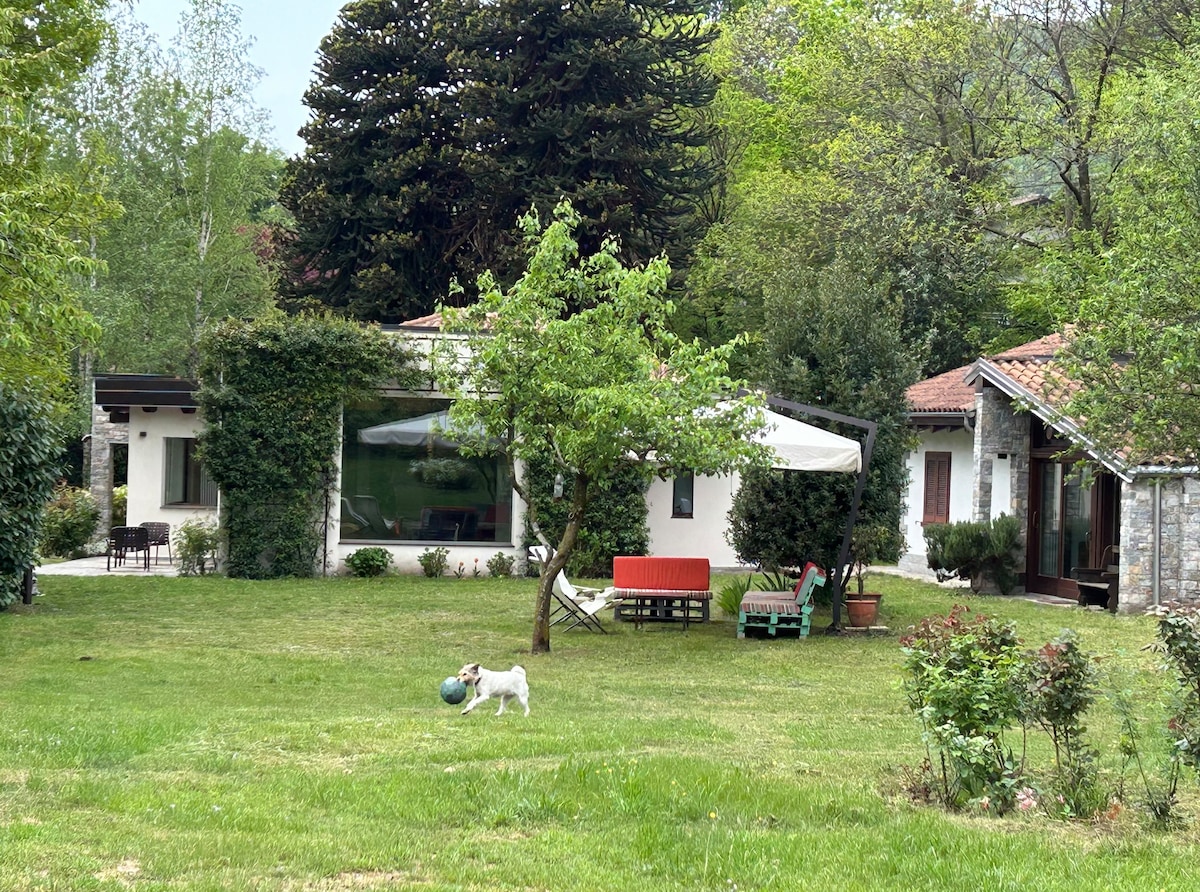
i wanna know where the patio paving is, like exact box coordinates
[36,555,178,578]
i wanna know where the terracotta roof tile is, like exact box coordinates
[906,365,974,413]
[989,332,1066,362]
[986,355,1079,410]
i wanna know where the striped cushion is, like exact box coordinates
[740,593,808,615]
[614,588,712,601]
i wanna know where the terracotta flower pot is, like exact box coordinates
[844,592,882,627]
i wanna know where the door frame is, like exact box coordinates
[1027,456,1118,599]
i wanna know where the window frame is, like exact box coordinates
[671,473,695,519]
[163,437,217,508]
[922,451,951,525]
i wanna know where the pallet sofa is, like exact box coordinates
[737,562,827,639]
[612,556,712,630]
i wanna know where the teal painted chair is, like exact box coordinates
[737,562,827,639]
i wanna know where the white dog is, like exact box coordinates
[456,663,530,716]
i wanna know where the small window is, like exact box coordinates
[922,452,951,525]
[164,438,217,507]
[672,473,694,518]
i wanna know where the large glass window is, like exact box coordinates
[340,397,512,543]
[164,438,218,507]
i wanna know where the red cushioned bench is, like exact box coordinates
[612,556,711,630]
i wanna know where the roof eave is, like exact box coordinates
[966,360,1133,483]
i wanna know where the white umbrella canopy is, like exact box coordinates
[357,411,460,448]
[755,408,862,473]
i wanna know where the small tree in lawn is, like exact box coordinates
[435,202,771,654]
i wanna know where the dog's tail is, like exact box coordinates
[511,665,526,676]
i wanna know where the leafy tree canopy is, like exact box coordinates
[434,202,771,652]
[63,3,282,380]
[0,0,110,405]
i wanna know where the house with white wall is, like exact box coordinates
[902,334,1200,613]
[90,318,765,574]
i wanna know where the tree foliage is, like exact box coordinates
[727,246,918,585]
[1045,44,1200,464]
[689,0,1010,376]
[281,0,722,322]
[65,4,281,379]
[196,313,417,578]
[0,0,110,404]
[0,2,109,606]
[434,203,771,653]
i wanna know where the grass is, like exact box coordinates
[2,572,1199,890]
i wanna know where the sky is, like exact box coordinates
[130,0,348,156]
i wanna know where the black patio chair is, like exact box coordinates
[139,522,172,564]
[107,526,150,571]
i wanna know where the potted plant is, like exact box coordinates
[843,524,902,627]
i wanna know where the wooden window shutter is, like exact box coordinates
[923,453,951,524]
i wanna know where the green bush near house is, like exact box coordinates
[417,546,450,578]
[39,484,100,559]
[196,313,417,579]
[924,514,1022,594]
[486,551,516,577]
[345,547,393,577]
[174,517,221,577]
[111,484,128,526]
[0,382,61,609]
[520,450,648,578]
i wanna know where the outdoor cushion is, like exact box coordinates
[740,593,809,615]
[612,556,710,593]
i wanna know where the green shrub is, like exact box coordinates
[1018,630,1105,818]
[40,484,100,558]
[901,605,1025,812]
[924,514,1022,594]
[521,451,648,577]
[0,383,61,609]
[175,517,221,577]
[486,552,516,577]
[716,575,754,618]
[418,546,450,578]
[345,546,393,577]
[111,484,128,526]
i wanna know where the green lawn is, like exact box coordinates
[2,572,1198,890]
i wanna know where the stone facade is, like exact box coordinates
[88,404,128,534]
[1120,476,1200,612]
[971,387,1030,550]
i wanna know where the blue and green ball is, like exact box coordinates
[440,676,468,704]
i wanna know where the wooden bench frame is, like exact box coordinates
[737,563,827,639]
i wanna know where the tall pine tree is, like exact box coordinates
[281,0,721,322]
[280,0,472,320]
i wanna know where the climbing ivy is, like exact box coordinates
[0,382,62,608]
[196,313,417,578]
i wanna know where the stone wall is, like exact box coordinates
[1120,476,1200,612]
[972,387,1030,548]
[88,404,128,534]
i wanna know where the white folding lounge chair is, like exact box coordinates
[529,546,617,633]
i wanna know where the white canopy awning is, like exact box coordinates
[357,411,459,448]
[755,407,862,473]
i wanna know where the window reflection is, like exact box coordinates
[340,398,512,543]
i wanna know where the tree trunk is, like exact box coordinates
[530,473,588,654]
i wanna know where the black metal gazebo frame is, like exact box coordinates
[745,392,878,632]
